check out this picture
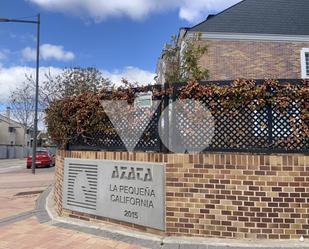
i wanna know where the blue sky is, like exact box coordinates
[1,1,188,70]
[0,0,240,109]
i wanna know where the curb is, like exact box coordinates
[39,187,309,249]
[35,185,52,223]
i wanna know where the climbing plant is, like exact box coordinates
[163,33,209,83]
[46,79,308,149]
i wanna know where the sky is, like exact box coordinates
[0,0,240,110]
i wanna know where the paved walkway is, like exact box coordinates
[0,187,40,219]
[0,218,146,249]
[0,187,147,249]
[0,167,53,219]
[0,166,148,249]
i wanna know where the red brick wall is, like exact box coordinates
[199,40,309,81]
[55,150,309,240]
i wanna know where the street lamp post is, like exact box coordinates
[0,14,40,174]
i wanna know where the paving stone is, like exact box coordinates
[138,241,161,249]
[0,210,34,227]
[197,245,208,249]
[0,217,146,249]
[179,244,199,249]
[161,244,179,249]
[253,248,309,249]
[208,246,237,249]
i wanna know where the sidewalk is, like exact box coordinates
[0,169,53,219]
[0,169,147,249]
[0,217,145,249]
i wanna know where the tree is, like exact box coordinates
[9,67,112,128]
[39,67,112,106]
[55,67,111,97]
[163,33,209,83]
[9,82,36,129]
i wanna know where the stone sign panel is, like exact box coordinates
[63,158,165,230]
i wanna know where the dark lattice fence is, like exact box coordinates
[271,98,307,152]
[69,87,163,152]
[68,80,309,154]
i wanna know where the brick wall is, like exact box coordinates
[55,150,309,240]
[199,39,309,81]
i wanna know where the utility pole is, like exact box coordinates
[0,14,41,174]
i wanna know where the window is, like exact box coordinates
[301,48,309,79]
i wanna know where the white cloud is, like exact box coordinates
[40,44,75,61]
[178,0,241,23]
[22,44,75,61]
[0,66,62,102]
[27,0,241,23]
[21,47,36,61]
[0,65,155,102]
[101,66,155,85]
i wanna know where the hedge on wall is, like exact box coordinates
[45,80,309,148]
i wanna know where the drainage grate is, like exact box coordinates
[15,190,44,196]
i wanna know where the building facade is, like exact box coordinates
[156,0,309,83]
[0,108,31,147]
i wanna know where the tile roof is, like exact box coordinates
[189,0,309,36]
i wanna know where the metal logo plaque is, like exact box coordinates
[63,158,165,230]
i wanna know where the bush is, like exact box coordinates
[45,80,309,148]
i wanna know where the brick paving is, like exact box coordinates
[0,188,42,219]
[0,163,148,249]
[0,166,54,220]
[0,170,54,189]
[0,217,146,249]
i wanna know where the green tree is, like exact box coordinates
[164,33,209,83]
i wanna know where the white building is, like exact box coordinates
[0,108,31,147]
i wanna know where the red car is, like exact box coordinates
[27,150,55,169]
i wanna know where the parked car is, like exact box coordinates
[26,150,55,168]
